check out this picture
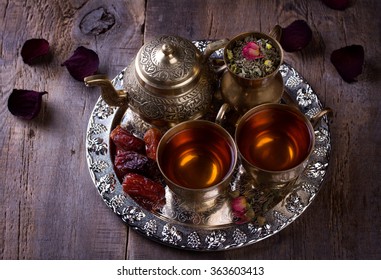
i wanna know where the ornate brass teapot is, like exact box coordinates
[85,35,227,127]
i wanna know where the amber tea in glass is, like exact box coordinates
[237,106,313,172]
[158,121,236,190]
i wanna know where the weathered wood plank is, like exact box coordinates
[0,0,145,259]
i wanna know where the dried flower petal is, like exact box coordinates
[231,196,248,216]
[242,41,264,60]
[280,20,312,52]
[21,38,50,65]
[8,89,47,120]
[61,46,99,81]
[231,196,254,224]
[330,45,364,83]
[322,0,350,10]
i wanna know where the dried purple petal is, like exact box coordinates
[8,89,47,120]
[61,46,99,81]
[330,45,364,83]
[280,20,313,52]
[322,0,350,10]
[21,38,50,65]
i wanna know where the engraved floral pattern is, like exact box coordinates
[87,137,108,155]
[305,107,322,119]
[162,224,183,245]
[261,223,273,236]
[232,228,247,245]
[108,194,126,213]
[96,173,116,197]
[140,35,196,83]
[144,220,157,236]
[286,193,304,215]
[187,232,201,249]
[89,160,108,173]
[248,223,273,238]
[88,122,107,136]
[296,85,318,107]
[313,145,329,157]
[93,99,116,119]
[300,182,319,199]
[121,206,145,223]
[315,127,330,143]
[305,161,328,179]
[273,210,289,227]
[285,68,303,88]
[125,63,212,123]
[205,231,226,249]
[247,223,262,239]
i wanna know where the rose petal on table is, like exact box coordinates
[21,38,50,65]
[7,89,47,120]
[330,45,364,83]
[61,46,99,81]
[280,20,313,52]
[322,0,350,10]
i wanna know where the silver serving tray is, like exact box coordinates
[85,41,331,251]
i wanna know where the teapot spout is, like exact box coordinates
[84,75,127,106]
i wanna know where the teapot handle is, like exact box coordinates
[84,75,127,107]
[202,38,229,63]
[215,103,231,125]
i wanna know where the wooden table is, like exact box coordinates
[1,0,380,260]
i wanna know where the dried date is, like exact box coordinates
[110,125,145,154]
[122,173,165,211]
[114,151,161,181]
[143,127,162,160]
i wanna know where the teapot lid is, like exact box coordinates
[135,35,202,94]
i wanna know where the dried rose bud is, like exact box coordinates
[322,0,350,10]
[7,89,47,120]
[21,38,50,65]
[242,42,264,60]
[330,45,364,83]
[61,46,99,81]
[279,20,313,52]
[231,196,248,216]
[231,196,256,224]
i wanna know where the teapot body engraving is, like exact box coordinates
[85,35,228,127]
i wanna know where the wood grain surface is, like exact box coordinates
[1,0,380,260]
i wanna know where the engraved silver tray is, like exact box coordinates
[85,41,331,251]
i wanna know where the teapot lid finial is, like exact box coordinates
[135,35,202,93]
[161,43,174,56]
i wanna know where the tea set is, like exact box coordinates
[85,29,332,209]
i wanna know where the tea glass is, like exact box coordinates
[235,103,329,191]
[157,120,238,210]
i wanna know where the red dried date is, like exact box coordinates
[114,151,161,181]
[110,125,145,154]
[122,173,165,210]
[144,127,162,160]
